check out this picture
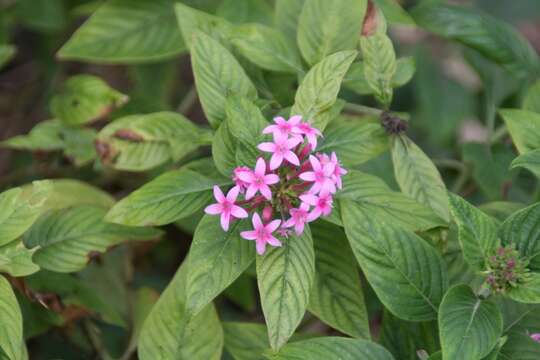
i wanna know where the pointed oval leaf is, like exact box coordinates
[257,228,315,351]
[24,206,162,273]
[506,273,540,304]
[0,240,39,277]
[511,149,540,179]
[138,262,224,360]
[275,0,305,40]
[224,322,270,360]
[291,50,357,130]
[448,193,500,270]
[186,215,255,315]
[297,0,367,65]
[191,31,257,128]
[392,136,450,222]
[58,0,185,63]
[106,169,230,226]
[439,285,503,360]
[499,109,540,154]
[342,200,448,321]
[524,79,540,113]
[268,337,394,360]
[0,275,26,360]
[175,3,232,50]
[308,222,370,339]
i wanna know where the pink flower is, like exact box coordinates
[233,166,252,189]
[258,132,302,170]
[320,152,347,189]
[300,190,333,221]
[240,212,282,255]
[263,115,302,137]
[531,333,540,343]
[299,155,336,194]
[236,157,279,200]
[284,203,310,235]
[205,186,248,231]
[293,122,322,149]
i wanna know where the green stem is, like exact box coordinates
[451,164,471,194]
[489,125,508,145]
[344,102,411,121]
[177,86,198,115]
[433,159,466,172]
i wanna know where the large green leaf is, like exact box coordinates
[175,3,232,50]
[506,273,540,304]
[0,180,51,247]
[335,170,444,232]
[412,4,539,79]
[291,50,357,130]
[344,56,415,96]
[511,149,540,179]
[267,337,394,360]
[138,262,224,360]
[297,0,367,65]
[500,202,540,271]
[308,222,369,339]
[257,228,315,351]
[50,75,128,126]
[439,285,503,360]
[231,24,303,73]
[498,299,540,359]
[23,206,162,273]
[275,0,305,40]
[524,79,540,113]
[0,240,39,277]
[224,322,270,360]
[448,193,500,270]
[96,112,205,171]
[360,32,397,107]
[212,120,238,176]
[33,179,114,210]
[0,275,26,360]
[499,109,540,154]
[106,169,230,226]
[191,31,257,128]
[372,0,415,26]
[217,0,273,26]
[317,118,388,167]
[58,0,185,63]
[392,136,449,222]
[342,201,448,321]
[186,216,254,315]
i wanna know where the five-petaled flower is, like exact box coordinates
[205,115,346,255]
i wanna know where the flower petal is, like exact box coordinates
[299,171,316,182]
[284,151,300,166]
[266,219,281,233]
[264,174,279,185]
[256,240,266,255]
[204,203,222,215]
[258,142,276,153]
[300,194,318,206]
[245,185,257,200]
[307,208,322,222]
[270,153,284,170]
[289,115,302,125]
[309,155,321,171]
[255,157,266,176]
[259,185,272,200]
[231,205,248,218]
[220,212,231,231]
[263,124,278,134]
[252,212,263,229]
[213,185,225,203]
[266,235,282,247]
[240,230,257,240]
[226,186,240,202]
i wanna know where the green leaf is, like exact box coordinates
[512,148,540,179]
[392,136,449,222]
[0,275,26,360]
[342,201,448,321]
[175,3,232,50]
[344,56,415,95]
[217,0,274,26]
[439,284,503,360]
[524,79,540,113]
[335,170,444,232]
[23,206,162,273]
[257,228,315,351]
[291,50,357,130]
[0,180,51,247]
[186,215,255,315]
[58,0,185,63]
[2,119,97,166]
[0,45,16,68]
[372,0,415,26]
[106,169,229,226]
[231,24,302,73]
[212,120,238,176]
[360,32,397,107]
[500,109,540,154]
[31,179,114,211]
[138,262,224,360]
[275,0,305,40]
[448,193,500,270]
[96,112,204,171]
[191,31,257,128]
[308,222,370,339]
[267,337,394,360]
[14,0,65,32]
[132,287,159,343]
[297,0,367,65]
[506,273,540,304]
[317,118,388,167]
[0,240,39,277]
[500,202,540,271]
[412,4,540,79]
[50,75,128,126]
[224,322,269,360]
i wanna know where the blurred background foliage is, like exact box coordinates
[1,0,540,358]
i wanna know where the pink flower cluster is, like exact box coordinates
[205,115,346,255]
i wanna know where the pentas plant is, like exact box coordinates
[205,115,345,255]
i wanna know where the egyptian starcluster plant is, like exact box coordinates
[205,115,345,254]
[2,0,540,359]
